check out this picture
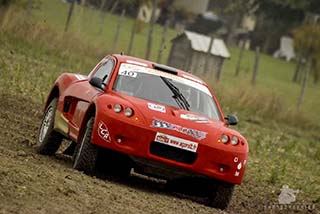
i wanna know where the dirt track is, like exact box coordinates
[0,91,317,214]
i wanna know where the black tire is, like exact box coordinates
[36,98,63,155]
[96,149,132,179]
[165,177,211,197]
[208,181,235,210]
[73,117,98,174]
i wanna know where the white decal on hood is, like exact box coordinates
[180,113,209,123]
[151,118,207,140]
[148,103,166,113]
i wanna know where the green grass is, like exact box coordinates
[32,0,180,63]
[0,0,320,207]
[1,0,320,128]
[6,0,320,127]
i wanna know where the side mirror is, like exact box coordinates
[89,77,104,90]
[224,114,238,126]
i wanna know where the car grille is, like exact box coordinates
[150,141,197,164]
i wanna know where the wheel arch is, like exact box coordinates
[44,85,60,110]
[78,103,97,143]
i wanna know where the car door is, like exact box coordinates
[64,57,116,141]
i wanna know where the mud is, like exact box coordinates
[0,92,317,214]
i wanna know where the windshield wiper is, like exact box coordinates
[160,76,190,111]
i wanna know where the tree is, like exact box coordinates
[210,0,259,45]
[293,23,320,108]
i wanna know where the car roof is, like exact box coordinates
[112,54,207,86]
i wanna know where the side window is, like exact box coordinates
[93,59,114,85]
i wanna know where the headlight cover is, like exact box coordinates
[124,107,134,117]
[114,104,122,113]
[231,136,239,145]
[221,134,229,144]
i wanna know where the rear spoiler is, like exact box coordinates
[153,63,178,75]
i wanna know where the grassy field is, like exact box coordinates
[0,1,319,210]
[1,0,319,128]
[29,0,320,127]
[33,0,179,63]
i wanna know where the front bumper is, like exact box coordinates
[92,112,248,185]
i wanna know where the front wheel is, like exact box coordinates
[73,117,98,174]
[36,98,63,155]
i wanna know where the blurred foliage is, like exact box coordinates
[293,24,320,55]
[293,24,320,82]
[269,0,320,13]
[0,0,17,6]
[0,0,40,8]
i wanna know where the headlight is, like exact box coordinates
[231,136,239,145]
[114,104,122,113]
[221,134,229,144]
[124,107,134,117]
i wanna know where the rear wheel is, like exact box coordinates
[208,181,234,210]
[36,98,63,155]
[73,117,98,174]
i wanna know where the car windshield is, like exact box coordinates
[113,63,222,120]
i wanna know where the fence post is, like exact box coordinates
[203,36,214,75]
[157,19,169,63]
[65,0,75,32]
[98,0,107,34]
[127,19,137,55]
[27,0,32,15]
[215,59,224,81]
[297,58,310,109]
[251,46,260,86]
[145,0,158,60]
[292,56,303,83]
[235,39,245,76]
[112,9,126,53]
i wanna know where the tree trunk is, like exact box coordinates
[145,0,158,60]
[65,0,75,32]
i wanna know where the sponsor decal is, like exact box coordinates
[155,132,198,152]
[98,121,111,143]
[148,103,166,113]
[118,69,137,78]
[180,113,209,123]
[151,118,207,140]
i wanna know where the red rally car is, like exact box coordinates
[36,54,248,209]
